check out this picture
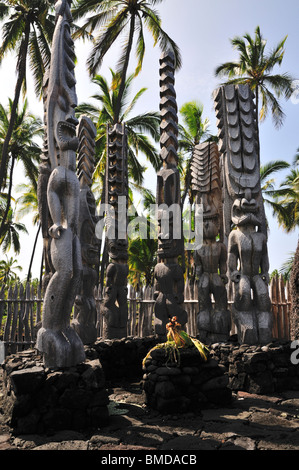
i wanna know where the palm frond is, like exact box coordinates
[87,9,128,76]
[128,130,160,172]
[71,0,109,21]
[0,14,24,61]
[133,13,145,77]
[260,160,290,183]
[126,112,160,141]
[215,61,243,78]
[127,146,146,185]
[263,73,294,99]
[141,4,182,70]
[264,35,288,71]
[259,84,285,127]
[215,26,294,130]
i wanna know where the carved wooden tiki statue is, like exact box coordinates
[36,0,85,368]
[214,84,273,345]
[71,116,100,345]
[191,142,231,342]
[154,51,187,336]
[100,123,129,339]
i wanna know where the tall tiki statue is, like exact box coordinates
[214,84,273,345]
[71,116,100,344]
[191,142,231,342]
[36,0,85,368]
[100,123,129,339]
[154,51,187,336]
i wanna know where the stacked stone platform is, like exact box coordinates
[142,346,232,414]
[1,336,298,433]
[2,350,109,435]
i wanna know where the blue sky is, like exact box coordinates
[0,0,298,279]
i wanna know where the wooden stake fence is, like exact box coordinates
[0,283,42,356]
[270,275,291,341]
[0,275,292,359]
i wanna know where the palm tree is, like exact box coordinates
[178,100,216,207]
[273,167,299,232]
[259,149,299,233]
[179,101,213,153]
[260,159,290,215]
[127,211,157,287]
[15,181,41,282]
[76,69,160,194]
[0,0,55,191]
[0,99,43,239]
[0,205,28,254]
[262,152,299,282]
[215,26,294,160]
[0,254,22,284]
[128,236,157,287]
[279,252,295,281]
[76,69,160,286]
[15,182,39,225]
[72,0,182,124]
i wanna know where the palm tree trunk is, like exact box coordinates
[0,20,30,191]
[39,248,44,289]
[26,223,41,283]
[0,156,15,238]
[114,14,136,124]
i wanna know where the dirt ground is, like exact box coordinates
[0,371,299,452]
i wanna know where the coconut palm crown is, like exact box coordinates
[215,26,294,130]
[72,0,182,123]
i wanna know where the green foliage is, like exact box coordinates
[178,100,216,207]
[260,159,290,230]
[0,99,42,245]
[72,0,181,123]
[0,254,22,283]
[15,181,39,226]
[0,99,42,188]
[0,204,28,254]
[266,149,299,233]
[279,253,294,280]
[127,209,157,287]
[215,26,294,129]
[76,69,160,201]
[0,1,54,193]
[142,320,209,368]
[0,0,55,97]
[179,101,212,152]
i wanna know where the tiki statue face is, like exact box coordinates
[231,189,260,228]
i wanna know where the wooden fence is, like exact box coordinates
[0,275,292,359]
[270,275,292,341]
[0,283,42,357]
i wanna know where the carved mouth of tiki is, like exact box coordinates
[233,213,261,227]
[57,120,78,151]
[240,199,258,212]
[232,197,258,214]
